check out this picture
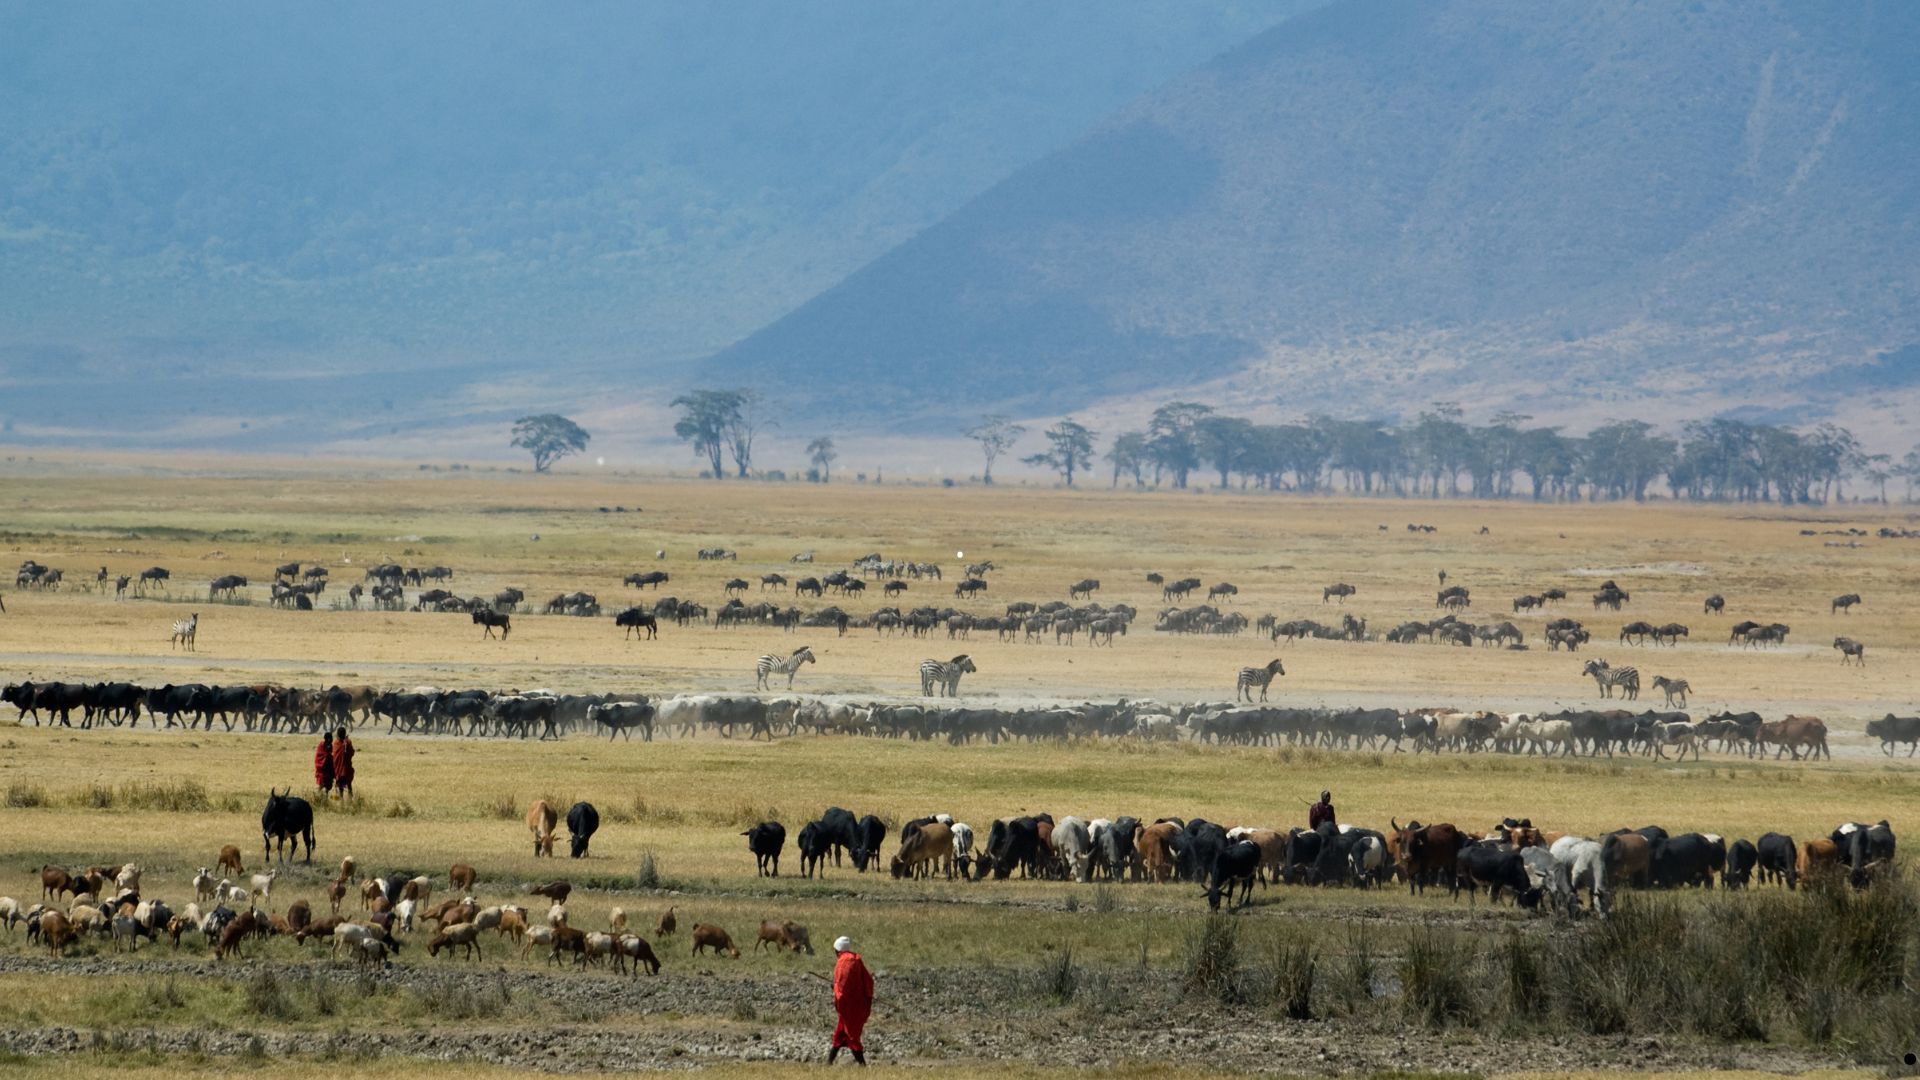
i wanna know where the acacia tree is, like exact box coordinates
[965,414,1026,484]
[1106,431,1148,487]
[807,436,838,483]
[1146,402,1212,488]
[670,389,743,478]
[722,389,774,478]
[510,414,590,472]
[1022,418,1096,486]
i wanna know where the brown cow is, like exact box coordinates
[755,920,816,954]
[1757,716,1830,761]
[449,863,477,892]
[1390,820,1464,895]
[690,923,740,958]
[1137,821,1181,883]
[527,799,559,857]
[1602,832,1652,890]
[889,822,955,880]
[1799,839,1844,883]
[1241,829,1288,883]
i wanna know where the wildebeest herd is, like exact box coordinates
[6,675,1909,761]
[744,807,1899,917]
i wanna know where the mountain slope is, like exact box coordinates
[0,2,1309,446]
[705,0,1920,432]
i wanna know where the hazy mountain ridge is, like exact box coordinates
[706,0,1920,437]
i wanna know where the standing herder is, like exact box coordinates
[331,726,355,799]
[1309,790,1336,830]
[827,935,873,1066]
[313,730,335,797]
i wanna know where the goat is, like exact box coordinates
[690,923,740,958]
[428,921,483,960]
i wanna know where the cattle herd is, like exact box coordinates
[742,809,1898,917]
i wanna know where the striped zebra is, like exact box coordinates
[1650,675,1689,707]
[1235,658,1285,702]
[755,646,816,690]
[1582,659,1638,700]
[919,654,977,698]
[170,612,199,652]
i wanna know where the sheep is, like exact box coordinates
[617,934,662,976]
[394,898,417,933]
[218,845,245,876]
[690,923,740,958]
[608,906,627,932]
[471,905,503,934]
[756,920,815,955]
[249,869,278,907]
[519,924,554,960]
[40,911,77,956]
[399,875,433,904]
[448,862,477,892]
[193,868,217,902]
[428,921,483,960]
[495,907,528,944]
[654,906,677,939]
[116,864,142,893]
[0,896,21,933]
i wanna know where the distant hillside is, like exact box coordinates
[706,0,1920,436]
[0,2,1306,448]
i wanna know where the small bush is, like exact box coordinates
[636,852,662,890]
[486,795,519,820]
[5,782,48,808]
[1269,933,1318,1020]
[1328,925,1379,1016]
[1091,885,1116,914]
[1400,927,1481,1027]
[382,799,415,819]
[246,970,297,1020]
[1181,916,1241,1003]
[1036,947,1077,1004]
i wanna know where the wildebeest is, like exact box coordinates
[1323,582,1356,603]
[566,802,600,858]
[1831,593,1862,614]
[472,610,511,640]
[1832,636,1865,665]
[615,607,658,639]
[744,821,786,877]
[1069,579,1100,600]
[261,788,315,864]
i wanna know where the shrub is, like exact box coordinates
[636,852,662,890]
[1400,926,1481,1027]
[4,782,48,808]
[1036,946,1077,1004]
[1181,916,1241,1003]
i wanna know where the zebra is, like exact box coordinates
[1235,659,1285,702]
[756,646,816,690]
[919,655,976,697]
[1582,659,1638,700]
[1651,675,1690,708]
[171,612,199,652]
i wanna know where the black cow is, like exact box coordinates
[1204,840,1262,911]
[261,788,315,864]
[1281,827,1323,885]
[615,608,658,639]
[1755,832,1797,888]
[1452,842,1540,906]
[1724,839,1758,889]
[1833,821,1897,886]
[850,814,888,872]
[1101,816,1139,881]
[566,801,600,858]
[472,610,511,639]
[981,817,1043,880]
[1650,833,1720,888]
[1176,821,1227,884]
[744,821,787,877]
[85,682,145,726]
[815,808,859,868]
[1866,714,1920,757]
[796,822,831,878]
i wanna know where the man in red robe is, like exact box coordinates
[313,731,334,796]
[331,727,355,798]
[1309,790,1336,830]
[827,935,873,1065]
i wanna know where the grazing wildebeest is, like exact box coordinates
[262,788,315,864]
[1831,593,1862,614]
[615,608,658,639]
[473,610,511,640]
[744,821,786,877]
[566,802,599,858]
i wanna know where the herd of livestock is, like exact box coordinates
[7,675,1920,760]
[744,808,1900,916]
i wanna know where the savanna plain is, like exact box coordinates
[1,457,1917,1079]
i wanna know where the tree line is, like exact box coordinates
[517,395,1920,504]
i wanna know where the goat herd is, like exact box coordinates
[8,675,1919,760]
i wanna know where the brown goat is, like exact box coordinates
[326,879,347,915]
[295,915,345,944]
[548,925,586,966]
[449,862,477,892]
[215,911,258,960]
[690,923,740,958]
[495,907,528,943]
[218,845,245,876]
[40,865,72,901]
[654,905,677,939]
[527,880,572,905]
[285,899,312,932]
[40,911,77,956]
[618,934,662,975]
[755,920,815,955]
